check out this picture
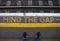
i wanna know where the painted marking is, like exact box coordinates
[0,23,60,27]
[0,13,60,27]
[1,16,60,23]
[0,13,60,16]
[56,19,60,21]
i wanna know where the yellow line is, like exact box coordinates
[0,23,60,28]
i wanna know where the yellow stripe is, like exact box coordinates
[0,23,60,28]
